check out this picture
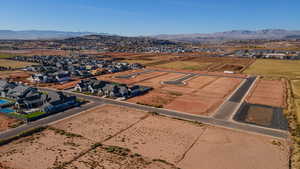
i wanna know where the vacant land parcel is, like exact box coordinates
[244,59,300,79]
[0,59,36,68]
[246,79,286,107]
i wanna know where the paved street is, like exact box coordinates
[0,75,289,141]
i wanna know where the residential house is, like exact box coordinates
[42,91,77,113]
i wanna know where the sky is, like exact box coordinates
[0,0,299,36]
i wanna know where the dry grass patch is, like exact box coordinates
[244,59,300,79]
[0,59,37,68]
[65,145,178,169]
[155,61,211,70]
[52,104,148,142]
[0,128,93,169]
[104,115,206,163]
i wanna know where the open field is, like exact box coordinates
[0,71,33,83]
[152,56,253,72]
[177,126,289,169]
[296,100,300,123]
[0,104,289,169]
[0,53,16,59]
[292,80,300,98]
[244,59,300,79]
[154,61,211,71]
[104,115,206,163]
[246,79,286,107]
[0,128,94,169]
[123,59,158,65]
[0,114,20,132]
[52,105,148,142]
[65,145,178,169]
[0,59,36,68]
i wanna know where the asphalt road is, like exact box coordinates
[59,89,288,139]
[0,75,289,141]
[0,101,101,140]
[163,74,198,85]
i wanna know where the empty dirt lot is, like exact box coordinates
[0,114,20,132]
[246,79,286,107]
[0,128,94,169]
[52,105,149,142]
[98,70,167,85]
[0,105,289,169]
[177,126,289,169]
[129,75,242,116]
[0,59,36,68]
[105,115,206,164]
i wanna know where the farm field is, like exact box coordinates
[246,79,286,108]
[0,59,37,68]
[296,100,300,123]
[244,59,300,79]
[152,56,253,72]
[292,80,300,98]
[154,61,211,70]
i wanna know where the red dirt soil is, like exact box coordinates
[246,79,286,108]
[98,71,167,85]
[137,73,184,88]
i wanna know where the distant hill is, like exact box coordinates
[153,29,300,43]
[0,30,107,40]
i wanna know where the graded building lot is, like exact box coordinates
[0,128,94,169]
[98,71,167,85]
[104,115,206,164]
[52,105,149,142]
[177,126,289,169]
[0,114,20,132]
[164,77,242,116]
[246,79,286,107]
[127,89,178,108]
[129,74,242,116]
[0,59,37,68]
[164,94,223,116]
[136,72,184,88]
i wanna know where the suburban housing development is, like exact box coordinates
[0,31,299,169]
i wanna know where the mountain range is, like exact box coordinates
[0,29,300,42]
[153,29,300,43]
[0,30,106,40]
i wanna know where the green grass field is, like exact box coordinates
[244,59,300,79]
[155,61,211,70]
[0,53,16,59]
